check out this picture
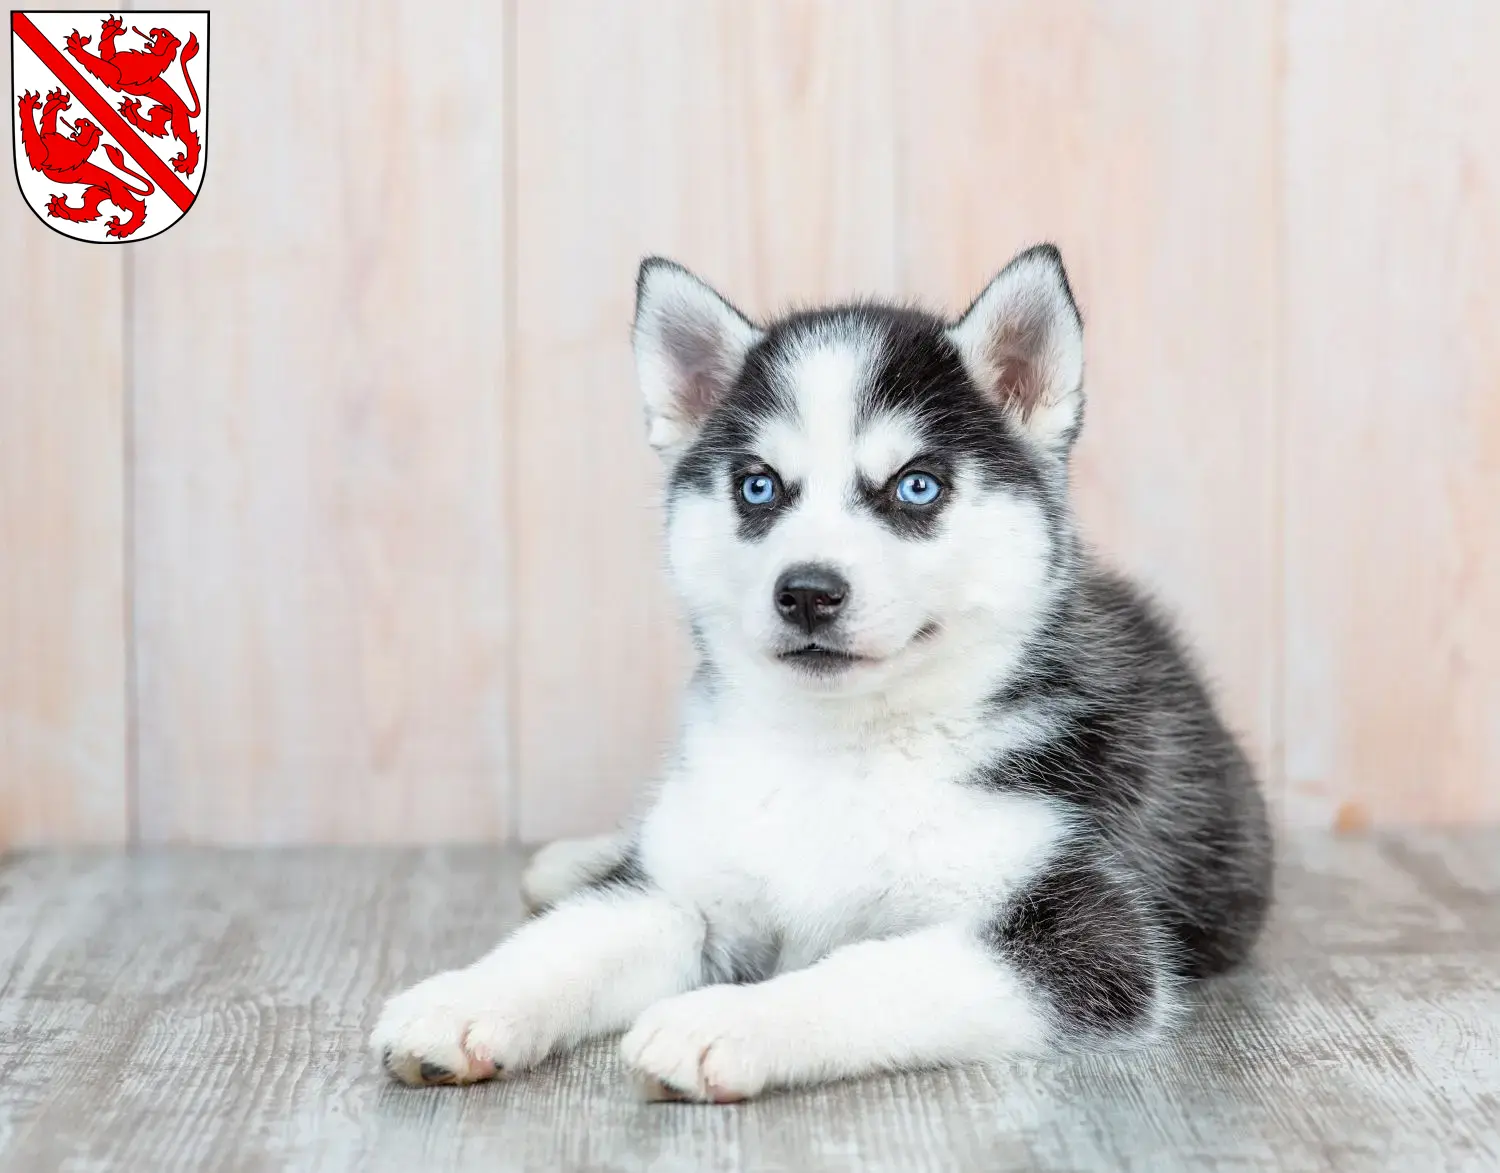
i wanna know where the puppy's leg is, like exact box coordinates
[622,860,1176,1102]
[520,831,631,912]
[373,883,703,1086]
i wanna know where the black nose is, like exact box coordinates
[774,564,849,634]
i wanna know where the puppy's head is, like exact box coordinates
[634,246,1084,696]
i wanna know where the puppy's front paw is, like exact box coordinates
[370,969,551,1086]
[621,985,781,1103]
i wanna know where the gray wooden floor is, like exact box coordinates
[1,833,1497,1172]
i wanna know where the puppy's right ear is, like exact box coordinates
[633,258,761,455]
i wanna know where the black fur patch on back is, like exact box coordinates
[1153,809,1274,979]
[979,709,1149,814]
[976,568,1274,980]
[984,848,1160,1038]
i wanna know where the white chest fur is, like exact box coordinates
[637,701,1068,971]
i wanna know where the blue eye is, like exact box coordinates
[896,472,942,506]
[740,473,778,505]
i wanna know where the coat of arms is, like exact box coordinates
[11,11,208,241]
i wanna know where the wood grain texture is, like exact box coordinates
[0,832,1496,1171]
[128,0,511,842]
[1281,1,1500,827]
[895,0,1281,800]
[0,1,128,846]
[511,0,899,841]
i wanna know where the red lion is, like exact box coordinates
[18,88,155,238]
[65,15,201,176]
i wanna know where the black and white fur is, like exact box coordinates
[371,246,1273,1101]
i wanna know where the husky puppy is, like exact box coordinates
[372,246,1273,1102]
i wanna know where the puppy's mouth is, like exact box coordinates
[776,644,870,675]
[773,623,941,677]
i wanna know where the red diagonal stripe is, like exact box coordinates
[13,12,195,211]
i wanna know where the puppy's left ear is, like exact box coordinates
[947,244,1085,457]
[633,258,763,456]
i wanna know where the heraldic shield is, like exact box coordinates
[11,10,208,241]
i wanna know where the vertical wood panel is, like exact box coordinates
[512,0,898,840]
[0,56,128,843]
[1282,2,1500,826]
[130,0,510,842]
[896,1,1281,797]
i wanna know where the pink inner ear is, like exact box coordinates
[679,370,720,424]
[983,307,1049,420]
[661,317,733,424]
[994,354,1042,419]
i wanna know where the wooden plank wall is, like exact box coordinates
[1,1,129,844]
[1,1,1496,844]
[1281,1,1500,829]
[128,0,512,843]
